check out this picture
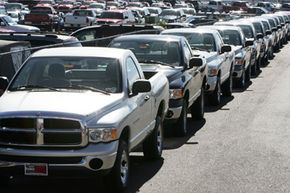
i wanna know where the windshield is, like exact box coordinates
[160,10,180,16]
[99,11,123,19]
[238,25,255,39]
[110,40,181,66]
[2,15,16,25]
[253,22,263,34]
[9,57,122,93]
[5,3,21,10]
[163,32,216,52]
[219,30,242,46]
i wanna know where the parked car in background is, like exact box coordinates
[109,34,207,136]
[162,28,234,106]
[0,33,81,52]
[64,9,98,30]
[0,14,40,32]
[199,25,254,88]
[159,8,186,23]
[24,5,63,31]
[71,24,163,47]
[0,47,169,193]
[96,9,136,25]
[0,40,31,81]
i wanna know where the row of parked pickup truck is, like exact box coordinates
[0,11,289,193]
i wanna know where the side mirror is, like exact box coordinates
[221,45,232,53]
[0,76,9,96]
[256,33,264,39]
[124,16,128,19]
[281,23,285,27]
[132,79,151,95]
[0,21,5,26]
[286,21,290,24]
[272,27,277,32]
[189,57,204,68]
[266,30,272,35]
[277,25,282,29]
[245,39,254,47]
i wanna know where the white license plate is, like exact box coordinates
[24,163,48,176]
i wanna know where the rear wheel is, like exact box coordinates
[191,87,204,120]
[143,116,163,160]
[105,140,129,192]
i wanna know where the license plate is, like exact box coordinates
[25,22,32,24]
[24,163,48,176]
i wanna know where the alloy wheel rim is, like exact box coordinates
[120,150,129,185]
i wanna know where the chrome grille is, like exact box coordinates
[0,118,86,147]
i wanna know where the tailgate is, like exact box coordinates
[25,14,50,23]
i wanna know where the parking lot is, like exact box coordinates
[0,39,289,193]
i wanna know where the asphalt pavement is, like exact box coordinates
[2,42,290,193]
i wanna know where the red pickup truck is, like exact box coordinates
[24,5,63,31]
[223,1,250,13]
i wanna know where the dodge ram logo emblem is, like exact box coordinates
[36,118,44,145]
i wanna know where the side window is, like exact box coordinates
[126,57,141,92]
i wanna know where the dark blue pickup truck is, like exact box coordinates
[109,34,207,136]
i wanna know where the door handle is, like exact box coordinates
[144,95,150,101]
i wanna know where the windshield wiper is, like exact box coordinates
[10,85,60,91]
[139,60,175,67]
[69,84,110,95]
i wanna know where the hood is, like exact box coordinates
[0,91,123,117]
[9,24,40,32]
[141,64,183,82]
[160,15,178,20]
[232,45,243,57]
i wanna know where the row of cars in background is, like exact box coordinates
[1,0,290,33]
[0,2,290,192]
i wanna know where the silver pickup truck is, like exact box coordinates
[0,47,169,192]
[162,28,235,106]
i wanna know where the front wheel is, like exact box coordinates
[105,140,129,192]
[191,87,204,120]
[235,68,245,88]
[208,78,221,106]
[221,72,232,97]
[143,116,163,160]
[176,100,188,136]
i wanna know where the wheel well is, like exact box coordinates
[120,126,130,144]
[184,90,189,102]
[157,101,165,119]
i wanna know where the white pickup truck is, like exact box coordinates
[0,47,169,192]
[64,9,97,29]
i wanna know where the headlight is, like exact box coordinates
[89,128,117,143]
[208,68,218,76]
[235,58,244,65]
[170,89,183,99]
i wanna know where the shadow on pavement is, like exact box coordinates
[163,118,206,150]
[205,95,234,113]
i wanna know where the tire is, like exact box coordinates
[191,87,204,120]
[0,176,10,186]
[208,77,221,106]
[236,68,245,88]
[268,46,274,60]
[251,60,257,76]
[105,140,129,192]
[143,116,163,160]
[245,65,251,82]
[176,100,188,136]
[256,57,261,72]
[221,71,232,97]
